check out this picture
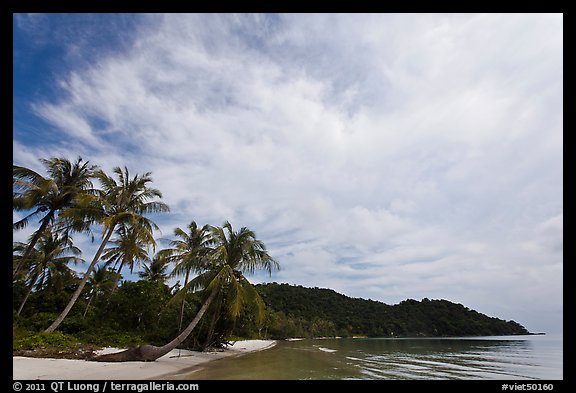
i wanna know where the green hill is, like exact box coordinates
[255,283,529,338]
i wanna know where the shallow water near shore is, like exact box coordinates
[180,334,562,380]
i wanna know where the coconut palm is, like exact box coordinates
[94,221,279,362]
[13,242,33,283]
[138,254,170,284]
[160,221,212,331]
[102,224,153,293]
[12,157,97,279]
[44,166,169,333]
[83,265,117,317]
[15,231,83,315]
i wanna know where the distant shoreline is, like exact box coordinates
[13,340,276,380]
[282,332,543,340]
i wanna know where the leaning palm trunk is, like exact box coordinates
[201,305,220,351]
[82,290,96,318]
[44,227,114,333]
[13,215,53,280]
[178,269,190,331]
[94,286,219,362]
[16,270,41,316]
[109,260,125,295]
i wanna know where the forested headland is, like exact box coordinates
[256,283,530,338]
[13,278,529,357]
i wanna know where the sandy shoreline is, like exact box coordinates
[13,340,276,380]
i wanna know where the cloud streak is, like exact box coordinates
[13,13,563,333]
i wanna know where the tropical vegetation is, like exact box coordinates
[257,283,529,338]
[13,156,280,361]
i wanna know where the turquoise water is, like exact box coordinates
[178,335,562,380]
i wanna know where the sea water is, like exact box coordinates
[178,334,562,380]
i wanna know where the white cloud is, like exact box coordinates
[13,13,563,333]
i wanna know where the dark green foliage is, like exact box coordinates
[13,279,178,348]
[255,283,529,338]
[12,281,28,309]
[12,278,530,354]
[20,312,61,332]
[13,275,82,317]
[106,281,169,329]
[76,328,145,348]
[13,331,79,351]
[89,281,173,341]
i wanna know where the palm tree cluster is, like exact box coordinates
[13,157,279,362]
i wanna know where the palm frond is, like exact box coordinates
[13,208,44,230]
[167,270,217,307]
[13,165,46,186]
[239,275,267,325]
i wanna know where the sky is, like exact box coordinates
[13,13,563,334]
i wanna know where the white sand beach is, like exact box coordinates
[13,340,276,380]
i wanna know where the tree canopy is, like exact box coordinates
[256,283,529,338]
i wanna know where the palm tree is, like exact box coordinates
[94,221,279,362]
[13,157,97,279]
[44,166,169,333]
[102,224,153,293]
[160,221,212,331]
[15,231,83,315]
[138,254,170,284]
[13,242,33,283]
[83,265,117,317]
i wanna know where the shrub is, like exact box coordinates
[22,312,59,332]
[77,328,144,348]
[60,315,90,335]
[13,331,79,351]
